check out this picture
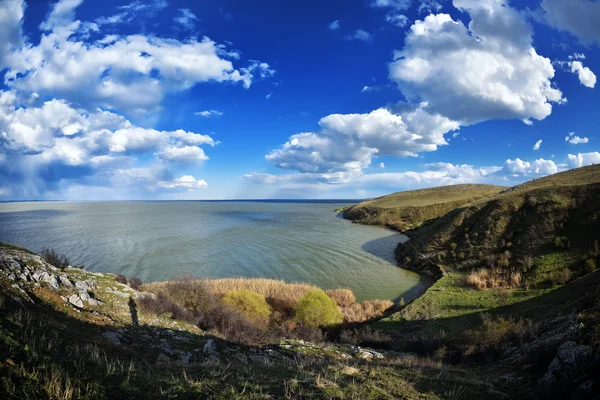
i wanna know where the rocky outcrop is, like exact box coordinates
[540,341,597,388]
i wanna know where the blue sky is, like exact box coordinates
[0,0,599,200]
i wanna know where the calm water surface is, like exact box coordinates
[0,201,430,301]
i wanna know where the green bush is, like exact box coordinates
[222,289,271,322]
[295,290,343,327]
[585,259,597,274]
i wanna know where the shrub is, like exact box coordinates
[161,276,215,312]
[551,268,572,285]
[342,300,393,323]
[466,269,520,290]
[325,288,356,307]
[40,248,70,269]
[128,277,143,290]
[198,303,265,344]
[295,290,343,327]
[138,293,197,325]
[449,243,457,251]
[115,274,127,284]
[222,289,272,323]
[585,259,597,274]
[340,327,391,346]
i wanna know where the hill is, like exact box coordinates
[342,184,504,231]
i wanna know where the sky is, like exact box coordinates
[0,0,599,200]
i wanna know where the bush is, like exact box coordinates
[40,248,70,269]
[295,290,343,328]
[342,300,393,323]
[128,277,143,290]
[340,327,391,346]
[138,293,198,325]
[466,269,521,290]
[115,274,127,284]
[585,259,597,274]
[222,289,272,323]
[162,276,215,312]
[551,268,572,285]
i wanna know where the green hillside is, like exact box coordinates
[342,184,505,231]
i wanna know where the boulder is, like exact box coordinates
[203,339,217,355]
[540,341,594,387]
[102,331,122,345]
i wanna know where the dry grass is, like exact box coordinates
[325,288,356,307]
[466,269,522,291]
[342,300,394,323]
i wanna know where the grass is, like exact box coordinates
[342,184,505,231]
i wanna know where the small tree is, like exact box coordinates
[295,290,343,328]
[223,289,271,323]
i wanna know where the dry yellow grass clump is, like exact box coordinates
[466,269,522,291]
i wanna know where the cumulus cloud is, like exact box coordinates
[175,8,199,30]
[347,29,373,42]
[195,110,223,117]
[371,0,412,10]
[385,13,410,27]
[417,0,444,14]
[0,93,216,197]
[570,61,597,88]
[567,152,600,168]
[502,158,559,176]
[389,1,565,126]
[0,0,24,69]
[156,175,208,190]
[2,0,274,113]
[533,139,542,150]
[565,132,589,144]
[538,0,600,45]
[329,20,340,30]
[266,106,459,174]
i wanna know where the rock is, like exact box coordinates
[67,293,84,308]
[571,379,594,400]
[102,331,122,345]
[203,339,217,355]
[60,277,74,288]
[78,290,90,301]
[540,342,594,387]
[50,275,61,290]
[75,280,90,291]
[87,298,104,307]
[179,352,192,364]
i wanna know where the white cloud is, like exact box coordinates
[539,0,600,45]
[569,53,586,60]
[361,86,372,93]
[175,8,199,30]
[196,110,223,117]
[389,1,564,126]
[565,132,589,144]
[266,106,458,174]
[371,0,412,10]
[0,93,215,196]
[452,132,461,138]
[502,158,559,176]
[0,0,24,69]
[385,13,410,27]
[266,93,272,100]
[156,175,208,190]
[329,20,340,30]
[2,0,274,113]
[156,145,208,163]
[379,162,385,168]
[567,152,600,168]
[418,0,444,14]
[347,29,372,42]
[570,61,597,88]
[533,139,542,150]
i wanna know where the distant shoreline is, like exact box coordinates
[0,199,366,204]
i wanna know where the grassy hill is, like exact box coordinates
[342,184,504,231]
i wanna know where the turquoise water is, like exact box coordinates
[0,201,429,301]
